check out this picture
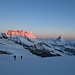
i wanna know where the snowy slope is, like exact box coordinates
[0,39,36,57]
[0,55,75,75]
[6,34,61,57]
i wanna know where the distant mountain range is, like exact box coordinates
[0,30,75,57]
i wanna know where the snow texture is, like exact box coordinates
[0,55,75,75]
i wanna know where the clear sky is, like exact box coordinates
[0,0,75,39]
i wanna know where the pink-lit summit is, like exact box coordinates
[7,30,36,38]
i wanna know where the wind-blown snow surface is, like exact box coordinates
[0,55,75,75]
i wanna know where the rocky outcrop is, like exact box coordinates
[56,35,64,42]
[23,43,61,57]
[7,30,36,38]
[56,35,66,44]
[0,33,8,39]
[0,50,12,55]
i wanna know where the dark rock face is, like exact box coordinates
[0,33,8,39]
[29,49,61,57]
[0,50,12,55]
[2,33,8,39]
[56,35,65,42]
[23,43,61,57]
[53,44,75,56]
[64,48,75,55]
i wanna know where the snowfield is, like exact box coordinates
[0,55,75,75]
[0,39,33,57]
[0,33,75,75]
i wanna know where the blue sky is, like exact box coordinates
[0,0,75,39]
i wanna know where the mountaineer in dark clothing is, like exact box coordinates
[14,55,16,60]
[21,55,22,59]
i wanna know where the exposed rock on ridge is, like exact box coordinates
[7,30,36,38]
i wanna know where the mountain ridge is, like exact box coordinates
[0,32,75,57]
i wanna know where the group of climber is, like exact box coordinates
[13,55,23,60]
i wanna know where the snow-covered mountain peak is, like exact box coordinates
[56,35,65,43]
[7,30,36,38]
[57,35,63,40]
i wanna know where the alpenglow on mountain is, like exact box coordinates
[0,30,75,57]
[7,30,36,38]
